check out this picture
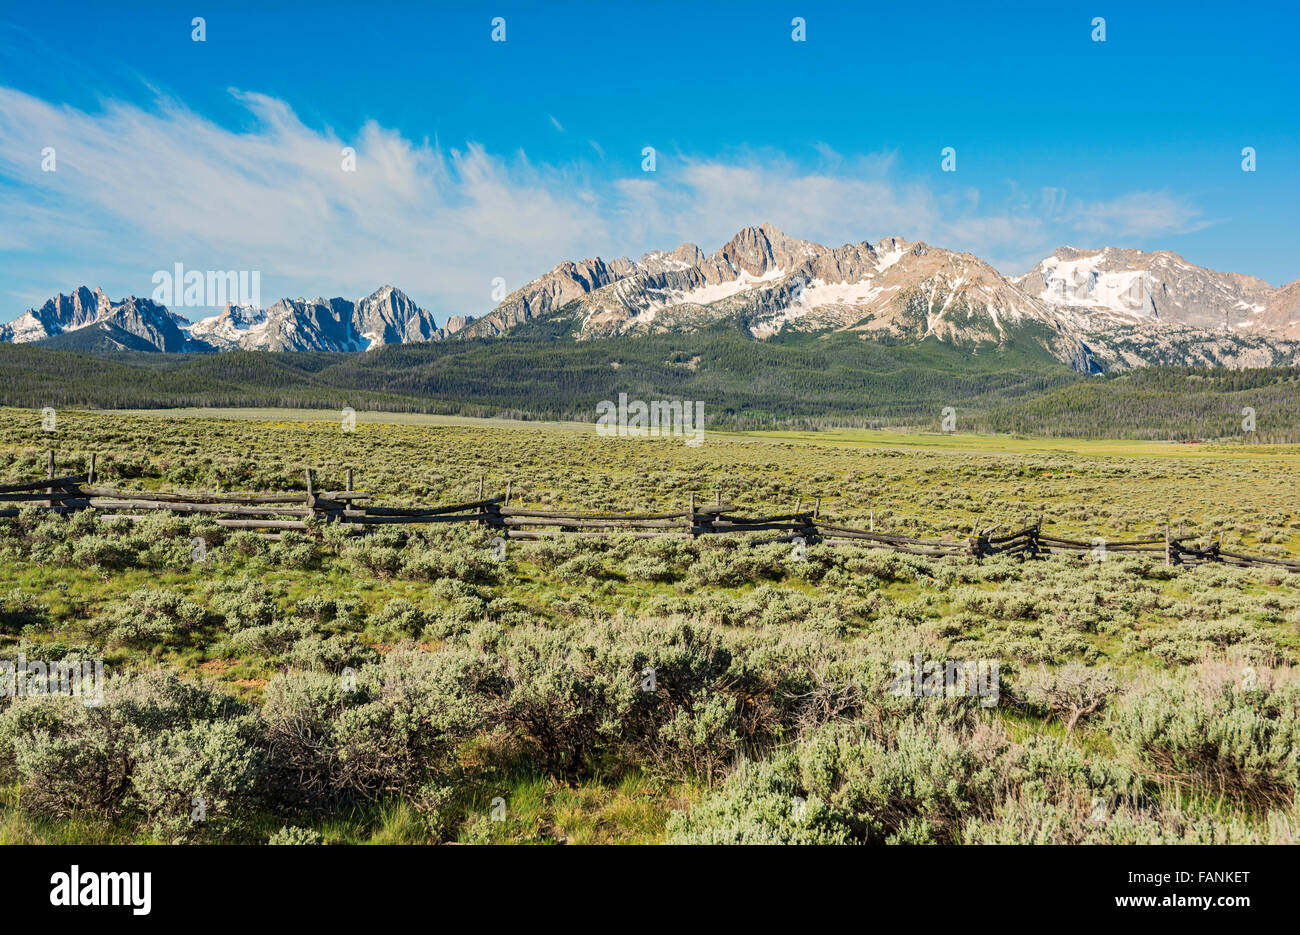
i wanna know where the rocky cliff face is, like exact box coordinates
[0,286,194,351]
[6,285,472,352]
[353,285,445,346]
[1014,246,1276,330]
[6,231,1293,371]
[467,226,1095,369]
[1248,279,1300,340]
[461,226,1298,373]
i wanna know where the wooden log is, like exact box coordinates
[78,487,306,504]
[362,496,503,517]
[0,506,79,517]
[988,525,1038,544]
[506,529,692,541]
[1217,550,1300,569]
[717,512,814,525]
[706,522,812,534]
[346,513,494,525]
[500,507,693,520]
[1037,534,1164,548]
[86,499,311,517]
[0,492,83,503]
[813,525,958,549]
[0,476,83,494]
[214,518,311,530]
[503,517,687,529]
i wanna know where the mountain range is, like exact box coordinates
[5,225,1299,373]
[0,285,472,354]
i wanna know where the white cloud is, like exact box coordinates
[0,86,1216,320]
[0,86,611,320]
[1073,190,1212,239]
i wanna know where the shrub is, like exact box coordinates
[130,717,261,842]
[0,672,245,823]
[268,825,323,845]
[367,599,430,638]
[206,578,278,631]
[91,588,207,648]
[260,647,485,808]
[1110,665,1300,804]
[1017,664,1119,732]
[668,716,1014,844]
[0,588,47,633]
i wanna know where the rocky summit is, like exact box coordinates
[5,227,1297,373]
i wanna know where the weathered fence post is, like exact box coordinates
[46,450,55,509]
[88,453,96,487]
[345,468,353,492]
[304,468,317,517]
[485,486,506,540]
[689,492,696,539]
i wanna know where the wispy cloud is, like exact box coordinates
[0,86,1217,320]
[1073,190,1213,239]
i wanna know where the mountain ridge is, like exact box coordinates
[1,285,475,353]
[5,227,1298,372]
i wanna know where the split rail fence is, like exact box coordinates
[2,452,1297,573]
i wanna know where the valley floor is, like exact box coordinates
[0,408,1298,843]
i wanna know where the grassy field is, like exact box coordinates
[1,407,1299,844]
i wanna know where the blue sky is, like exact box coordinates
[1,0,1297,324]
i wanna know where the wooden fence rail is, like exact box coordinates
[1,453,1298,573]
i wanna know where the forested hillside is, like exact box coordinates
[1,328,1298,441]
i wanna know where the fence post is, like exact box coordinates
[346,468,353,492]
[689,492,696,539]
[304,468,317,518]
[485,487,506,540]
[88,453,96,487]
[46,450,55,509]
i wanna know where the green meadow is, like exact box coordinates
[1,407,1298,844]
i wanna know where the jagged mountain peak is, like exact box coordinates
[4,284,473,352]
[1016,246,1276,330]
[0,287,192,350]
[458,225,1298,374]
